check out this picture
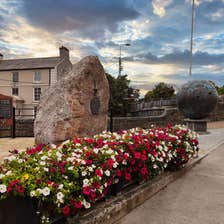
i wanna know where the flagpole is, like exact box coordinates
[189,0,195,77]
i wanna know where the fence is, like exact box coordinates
[0,108,35,138]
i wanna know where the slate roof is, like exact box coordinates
[0,57,61,71]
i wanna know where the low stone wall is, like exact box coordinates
[110,102,224,132]
[110,108,185,131]
[209,102,224,121]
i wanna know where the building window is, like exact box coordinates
[12,71,19,82]
[12,87,19,96]
[34,70,41,82]
[34,87,41,101]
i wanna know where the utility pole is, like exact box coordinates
[118,43,130,76]
[189,0,195,77]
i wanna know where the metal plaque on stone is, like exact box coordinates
[90,96,100,115]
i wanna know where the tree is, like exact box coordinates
[209,81,224,95]
[144,82,175,101]
[144,90,154,101]
[106,73,139,116]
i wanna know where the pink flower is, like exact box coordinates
[141,167,148,176]
[83,186,91,195]
[74,201,82,209]
[125,172,132,181]
[95,169,103,177]
[134,152,141,159]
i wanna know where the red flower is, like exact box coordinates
[93,182,100,189]
[125,172,132,181]
[7,186,12,193]
[9,179,19,187]
[62,206,70,216]
[141,154,147,161]
[134,152,141,159]
[17,185,24,193]
[36,178,42,184]
[95,169,103,177]
[89,191,96,200]
[83,186,91,195]
[141,167,148,176]
[85,138,94,144]
[73,138,81,144]
[74,201,82,209]
[50,168,56,173]
[107,158,114,167]
[116,169,122,177]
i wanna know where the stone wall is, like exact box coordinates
[109,108,185,132]
[209,102,224,121]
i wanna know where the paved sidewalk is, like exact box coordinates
[117,130,224,224]
[0,137,34,161]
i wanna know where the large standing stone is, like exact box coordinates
[34,56,109,144]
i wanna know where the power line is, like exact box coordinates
[0,78,49,84]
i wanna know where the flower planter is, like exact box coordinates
[0,197,39,224]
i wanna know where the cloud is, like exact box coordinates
[152,0,173,17]
[19,0,140,39]
[125,50,224,66]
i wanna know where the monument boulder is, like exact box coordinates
[34,56,109,144]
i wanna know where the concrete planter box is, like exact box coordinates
[0,197,66,224]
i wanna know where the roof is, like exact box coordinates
[0,57,61,71]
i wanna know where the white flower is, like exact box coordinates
[68,166,74,171]
[5,171,12,176]
[83,179,89,186]
[40,161,46,166]
[83,200,91,209]
[88,167,93,172]
[56,192,64,202]
[105,170,110,176]
[56,151,62,158]
[5,155,16,162]
[18,159,23,163]
[0,184,7,193]
[58,184,64,190]
[36,188,42,195]
[82,171,87,176]
[42,187,50,196]
[44,168,49,172]
[41,155,47,160]
[51,144,57,149]
[30,191,36,197]
[0,174,5,179]
[106,149,114,154]
[93,148,99,153]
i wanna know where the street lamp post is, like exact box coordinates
[118,43,130,76]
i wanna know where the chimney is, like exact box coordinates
[0,53,3,60]
[59,46,69,60]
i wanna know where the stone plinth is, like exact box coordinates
[34,56,109,144]
[185,119,208,134]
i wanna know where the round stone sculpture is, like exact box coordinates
[177,80,218,119]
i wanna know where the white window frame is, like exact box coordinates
[34,70,41,83]
[33,87,41,102]
[12,87,19,96]
[12,71,19,82]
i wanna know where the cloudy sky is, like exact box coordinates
[0,0,224,95]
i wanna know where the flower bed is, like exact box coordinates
[0,125,199,223]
